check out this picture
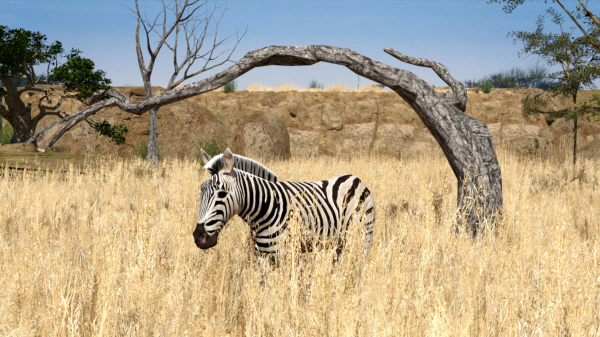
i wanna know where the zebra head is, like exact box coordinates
[193,148,239,249]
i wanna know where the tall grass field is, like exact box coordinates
[1,145,599,336]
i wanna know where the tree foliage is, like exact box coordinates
[488,0,600,54]
[87,121,129,145]
[510,8,600,165]
[0,26,62,99]
[0,25,124,145]
[49,48,112,101]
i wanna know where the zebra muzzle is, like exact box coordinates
[193,223,220,249]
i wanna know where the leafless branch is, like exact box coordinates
[384,47,468,111]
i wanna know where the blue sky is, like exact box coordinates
[2,0,600,89]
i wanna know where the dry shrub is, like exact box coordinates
[0,151,599,336]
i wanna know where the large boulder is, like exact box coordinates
[580,138,600,160]
[222,110,290,160]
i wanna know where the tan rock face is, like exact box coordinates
[28,90,228,160]
[190,87,584,158]
[6,85,598,160]
[222,110,291,160]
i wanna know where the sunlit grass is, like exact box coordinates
[0,150,599,335]
[240,81,389,93]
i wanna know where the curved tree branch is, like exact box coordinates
[383,47,468,111]
[24,44,502,235]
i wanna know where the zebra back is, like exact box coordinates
[204,153,278,182]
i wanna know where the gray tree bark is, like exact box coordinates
[24,44,503,235]
[129,0,246,167]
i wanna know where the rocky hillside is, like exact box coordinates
[3,85,600,160]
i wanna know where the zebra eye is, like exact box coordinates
[217,191,228,198]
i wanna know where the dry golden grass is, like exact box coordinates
[240,82,389,93]
[1,150,600,336]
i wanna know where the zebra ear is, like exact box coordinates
[200,148,212,165]
[223,148,235,173]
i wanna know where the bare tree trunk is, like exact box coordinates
[26,45,503,236]
[147,107,159,166]
[571,93,578,167]
[573,116,578,166]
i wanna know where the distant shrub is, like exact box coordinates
[223,80,237,93]
[478,77,494,94]
[213,111,225,120]
[308,79,324,90]
[196,138,226,165]
[463,65,558,91]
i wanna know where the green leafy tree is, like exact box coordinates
[0,26,124,146]
[510,8,600,165]
[489,0,600,55]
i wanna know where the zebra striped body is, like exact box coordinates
[193,149,376,257]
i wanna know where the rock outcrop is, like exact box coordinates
[3,85,598,160]
[189,87,590,158]
[222,110,291,160]
[20,89,229,159]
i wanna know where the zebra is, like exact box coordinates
[193,148,376,260]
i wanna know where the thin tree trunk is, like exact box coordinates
[573,116,578,166]
[572,93,578,167]
[26,45,503,236]
[147,107,159,166]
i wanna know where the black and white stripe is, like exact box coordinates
[193,149,375,257]
[204,153,277,182]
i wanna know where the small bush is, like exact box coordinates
[0,123,14,144]
[223,80,237,93]
[478,77,494,94]
[308,79,324,90]
[196,138,226,165]
[130,137,163,160]
[213,111,225,120]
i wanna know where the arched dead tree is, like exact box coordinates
[24,45,502,236]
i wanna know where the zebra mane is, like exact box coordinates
[204,153,277,182]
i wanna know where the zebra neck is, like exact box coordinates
[235,171,276,226]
